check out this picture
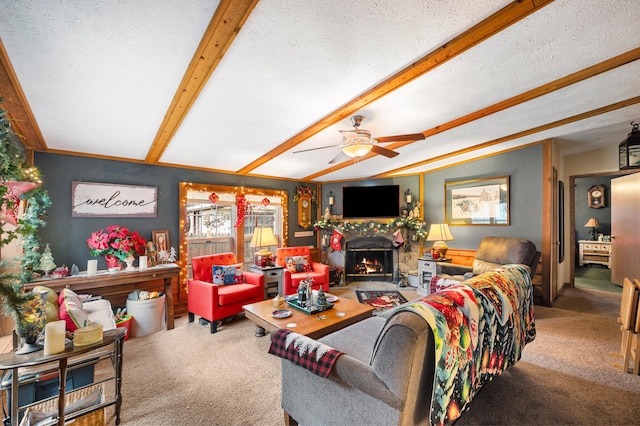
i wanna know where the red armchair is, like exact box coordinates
[188,253,264,333]
[275,246,330,296]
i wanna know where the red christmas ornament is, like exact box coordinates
[208,192,219,204]
[0,180,40,225]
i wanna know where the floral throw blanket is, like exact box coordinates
[387,264,536,425]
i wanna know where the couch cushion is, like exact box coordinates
[319,316,386,363]
[218,284,260,306]
[288,271,326,289]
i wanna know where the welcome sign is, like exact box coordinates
[72,181,157,217]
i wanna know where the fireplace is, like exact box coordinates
[345,237,396,283]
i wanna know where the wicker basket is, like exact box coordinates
[19,383,105,426]
[74,324,104,346]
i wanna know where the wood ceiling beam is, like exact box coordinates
[239,0,554,175]
[0,38,47,152]
[306,47,640,180]
[145,0,259,164]
[373,96,640,178]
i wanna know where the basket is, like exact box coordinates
[74,324,104,347]
[19,383,104,426]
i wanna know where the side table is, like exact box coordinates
[0,328,126,426]
[250,265,285,299]
[417,258,437,296]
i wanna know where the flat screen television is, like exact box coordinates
[342,185,400,219]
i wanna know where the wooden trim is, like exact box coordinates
[376,96,640,178]
[541,139,553,306]
[0,39,47,151]
[243,0,555,176]
[145,0,260,164]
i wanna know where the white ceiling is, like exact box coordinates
[0,0,638,182]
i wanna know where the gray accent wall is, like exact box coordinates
[34,152,316,269]
[423,144,544,250]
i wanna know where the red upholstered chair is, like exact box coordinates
[188,253,264,333]
[275,247,330,296]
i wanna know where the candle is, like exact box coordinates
[44,320,66,355]
[87,259,98,276]
[138,255,148,270]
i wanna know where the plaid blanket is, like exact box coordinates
[268,329,344,378]
[385,264,536,425]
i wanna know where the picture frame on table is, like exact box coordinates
[152,230,170,262]
[445,176,509,225]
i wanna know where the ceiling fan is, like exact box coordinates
[293,115,425,164]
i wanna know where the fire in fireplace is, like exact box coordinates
[345,237,395,282]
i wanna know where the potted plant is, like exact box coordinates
[86,225,147,270]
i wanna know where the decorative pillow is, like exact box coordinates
[233,268,246,284]
[58,288,88,331]
[223,265,237,285]
[286,256,313,273]
[285,256,297,273]
[212,265,225,285]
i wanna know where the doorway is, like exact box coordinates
[570,172,626,294]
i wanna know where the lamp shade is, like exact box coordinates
[250,226,278,248]
[426,223,454,242]
[584,218,599,228]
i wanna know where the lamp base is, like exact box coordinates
[431,241,449,260]
[254,249,273,268]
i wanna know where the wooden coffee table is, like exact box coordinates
[243,296,374,339]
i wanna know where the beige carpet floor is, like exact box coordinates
[94,283,640,425]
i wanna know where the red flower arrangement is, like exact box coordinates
[86,225,147,265]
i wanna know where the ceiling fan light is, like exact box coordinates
[342,144,373,158]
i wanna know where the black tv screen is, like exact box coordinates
[342,185,400,219]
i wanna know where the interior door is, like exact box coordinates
[610,172,640,284]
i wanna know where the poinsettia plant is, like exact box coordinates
[86,225,146,262]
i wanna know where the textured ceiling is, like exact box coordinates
[0,0,638,182]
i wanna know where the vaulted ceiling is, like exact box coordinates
[1,0,638,183]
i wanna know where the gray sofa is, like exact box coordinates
[277,264,536,426]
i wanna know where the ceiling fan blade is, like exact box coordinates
[375,133,425,143]
[329,150,348,164]
[371,145,399,158]
[292,144,340,154]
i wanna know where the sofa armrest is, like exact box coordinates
[187,279,220,301]
[243,271,265,287]
[437,262,472,276]
[330,354,403,408]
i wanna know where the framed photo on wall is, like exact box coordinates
[152,230,170,262]
[445,176,510,225]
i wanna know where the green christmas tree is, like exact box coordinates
[38,243,56,274]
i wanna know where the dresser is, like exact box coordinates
[578,240,612,268]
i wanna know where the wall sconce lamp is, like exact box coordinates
[619,121,640,170]
[405,188,412,206]
[328,191,334,206]
[584,217,599,241]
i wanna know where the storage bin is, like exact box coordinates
[2,364,95,424]
[116,314,132,341]
[126,294,166,337]
[19,383,104,426]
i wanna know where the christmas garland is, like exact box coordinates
[0,102,51,284]
[313,216,428,241]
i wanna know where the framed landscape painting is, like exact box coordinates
[445,176,509,225]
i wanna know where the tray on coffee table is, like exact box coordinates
[286,297,333,314]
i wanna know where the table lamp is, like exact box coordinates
[250,226,278,267]
[426,223,454,260]
[584,217,599,241]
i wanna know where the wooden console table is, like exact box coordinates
[0,328,126,426]
[25,264,180,330]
